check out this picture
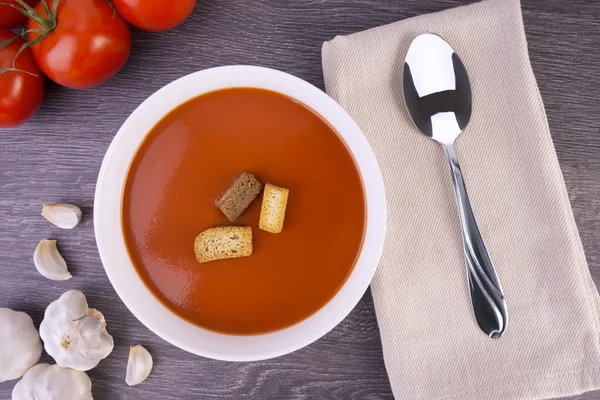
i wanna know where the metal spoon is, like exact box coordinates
[403,33,507,338]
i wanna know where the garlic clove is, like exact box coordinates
[41,204,82,229]
[12,363,92,400]
[33,239,72,281]
[126,345,153,386]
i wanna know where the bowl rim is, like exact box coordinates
[94,65,386,361]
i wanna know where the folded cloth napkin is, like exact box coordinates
[322,0,600,399]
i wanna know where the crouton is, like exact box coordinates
[259,183,289,233]
[194,226,253,263]
[215,172,262,222]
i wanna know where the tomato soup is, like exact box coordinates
[122,88,366,335]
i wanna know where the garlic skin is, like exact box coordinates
[33,239,72,281]
[12,363,92,400]
[0,308,42,383]
[41,204,82,229]
[40,290,114,371]
[126,345,153,386]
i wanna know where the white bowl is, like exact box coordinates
[94,65,386,361]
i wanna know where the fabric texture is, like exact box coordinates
[321,0,600,399]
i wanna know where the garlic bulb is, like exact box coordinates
[0,308,42,383]
[33,239,72,281]
[41,204,82,229]
[40,290,114,371]
[12,363,92,400]
[126,345,153,386]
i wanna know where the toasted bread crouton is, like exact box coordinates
[216,172,262,222]
[259,183,289,233]
[194,226,253,263]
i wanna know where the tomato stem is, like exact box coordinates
[0,67,39,77]
[0,0,59,72]
[104,0,117,18]
[7,0,58,31]
[0,36,18,52]
[0,35,39,77]
[11,32,45,69]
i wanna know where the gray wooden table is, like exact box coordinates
[1,0,599,399]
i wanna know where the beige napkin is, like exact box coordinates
[322,0,600,399]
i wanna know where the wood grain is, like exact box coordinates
[0,0,599,398]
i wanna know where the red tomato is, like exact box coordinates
[0,0,38,29]
[28,0,131,89]
[0,31,44,128]
[113,0,196,32]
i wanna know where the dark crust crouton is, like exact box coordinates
[215,172,262,221]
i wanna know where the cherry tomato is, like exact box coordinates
[28,0,131,89]
[0,0,38,30]
[0,31,44,128]
[113,0,196,32]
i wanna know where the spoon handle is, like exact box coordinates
[442,143,507,338]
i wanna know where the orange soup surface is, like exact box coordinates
[123,88,366,335]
